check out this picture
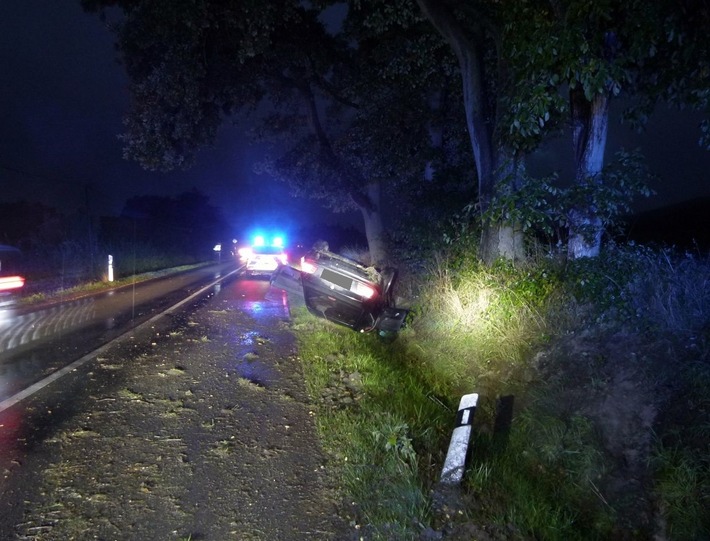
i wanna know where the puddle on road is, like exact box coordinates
[236,280,290,323]
[223,281,292,387]
[236,330,261,346]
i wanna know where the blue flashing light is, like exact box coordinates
[248,231,286,249]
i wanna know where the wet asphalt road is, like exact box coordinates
[0,263,238,406]
[0,263,240,466]
[0,264,348,540]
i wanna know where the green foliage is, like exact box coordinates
[476,149,655,247]
[480,173,563,238]
[293,314,453,538]
[405,251,557,402]
[561,150,656,234]
[565,242,710,334]
[562,242,651,317]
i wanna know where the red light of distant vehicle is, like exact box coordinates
[300,258,318,274]
[0,275,25,291]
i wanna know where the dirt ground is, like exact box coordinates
[2,282,353,541]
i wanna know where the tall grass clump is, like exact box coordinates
[466,410,615,540]
[624,248,710,336]
[406,249,559,400]
[619,248,710,540]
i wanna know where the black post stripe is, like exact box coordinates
[454,406,476,427]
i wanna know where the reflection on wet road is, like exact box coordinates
[0,263,236,405]
[0,298,97,353]
[225,277,291,389]
[234,278,290,318]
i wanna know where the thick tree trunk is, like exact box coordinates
[417,0,501,259]
[480,223,524,263]
[479,152,526,264]
[418,0,526,264]
[354,181,387,266]
[568,90,610,259]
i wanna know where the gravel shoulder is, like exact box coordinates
[3,280,350,540]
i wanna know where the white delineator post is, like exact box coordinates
[440,392,479,485]
[107,254,114,282]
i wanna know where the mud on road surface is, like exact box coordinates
[1,278,351,540]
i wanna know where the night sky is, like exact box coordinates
[1,1,708,239]
[0,0,342,239]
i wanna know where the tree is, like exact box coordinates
[544,0,661,257]
[415,0,555,263]
[524,0,709,258]
[85,0,439,265]
[417,0,707,260]
[257,0,474,264]
[339,1,476,259]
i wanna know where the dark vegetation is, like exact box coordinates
[293,219,710,540]
[0,191,227,293]
[623,197,710,252]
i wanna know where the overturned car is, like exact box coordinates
[270,244,408,336]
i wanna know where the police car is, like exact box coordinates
[238,235,288,278]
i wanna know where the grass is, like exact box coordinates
[294,315,451,539]
[293,241,710,540]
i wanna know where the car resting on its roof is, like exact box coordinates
[270,242,408,337]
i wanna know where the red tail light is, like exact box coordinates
[352,281,377,299]
[300,257,318,274]
[0,275,25,291]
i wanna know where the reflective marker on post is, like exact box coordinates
[440,392,478,485]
